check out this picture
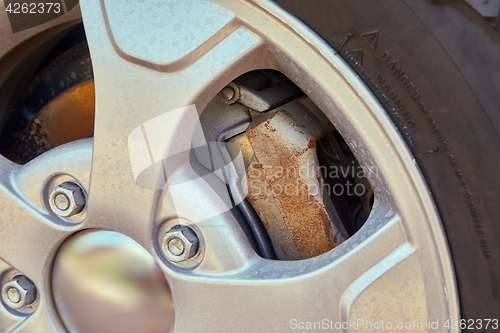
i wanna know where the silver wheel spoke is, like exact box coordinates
[159,163,259,273]
[0,141,92,332]
[167,204,424,332]
[9,300,54,333]
[80,0,263,250]
[0,139,93,282]
[0,156,65,285]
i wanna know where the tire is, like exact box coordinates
[276,0,500,326]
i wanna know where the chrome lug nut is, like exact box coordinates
[49,181,86,217]
[162,225,199,263]
[1,275,36,310]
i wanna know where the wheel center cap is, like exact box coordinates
[52,230,174,333]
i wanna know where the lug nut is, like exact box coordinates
[1,275,36,310]
[49,181,86,217]
[162,225,199,263]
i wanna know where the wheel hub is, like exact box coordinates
[51,230,174,333]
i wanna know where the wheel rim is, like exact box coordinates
[0,0,459,332]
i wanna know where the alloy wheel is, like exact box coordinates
[0,1,459,332]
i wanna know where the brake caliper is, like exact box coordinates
[229,97,348,260]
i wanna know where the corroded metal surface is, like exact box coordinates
[1,41,94,163]
[12,79,95,162]
[231,97,348,260]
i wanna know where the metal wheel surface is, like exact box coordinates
[0,1,460,332]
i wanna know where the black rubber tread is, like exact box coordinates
[276,0,500,329]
